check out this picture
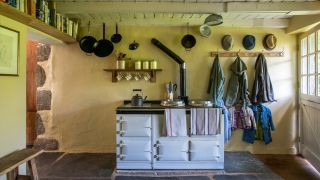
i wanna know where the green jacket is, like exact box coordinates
[207,55,225,107]
[225,56,251,107]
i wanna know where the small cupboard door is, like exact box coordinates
[117,138,151,161]
[117,115,151,137]
[154,140,189,161]
[190,140,221,161]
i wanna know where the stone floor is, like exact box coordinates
[34,152,320,180]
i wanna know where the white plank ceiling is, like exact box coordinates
[52,0,320,27]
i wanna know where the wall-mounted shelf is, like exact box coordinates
[0,2,76,44]
[103,69,162,83]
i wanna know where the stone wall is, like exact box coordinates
[34,43,59,150]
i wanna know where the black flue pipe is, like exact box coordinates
[151,38,188,103]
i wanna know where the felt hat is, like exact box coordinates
[221,35,234,51]
[242,35,255,50]
[263,34,277,50]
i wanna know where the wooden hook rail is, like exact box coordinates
[210,51,284,57]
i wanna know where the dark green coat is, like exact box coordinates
[207,55,225,107]
[251,54,275,103]
[225,56,251,107]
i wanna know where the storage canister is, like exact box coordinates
[142,61,149,69]
[135,60,141,70]
[150,60,158,69]
[117,60,126,69]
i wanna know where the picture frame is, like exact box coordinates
[0,25,19,76]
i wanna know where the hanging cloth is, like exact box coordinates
[251,53,275,103]
[207,54,225,107]
[225,56,251,107]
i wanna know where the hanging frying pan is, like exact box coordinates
[79,21,97,54]
[111,23,122,43]
[181,23,196,51]
[93,23,114,57]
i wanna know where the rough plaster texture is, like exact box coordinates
[50,26,298,154]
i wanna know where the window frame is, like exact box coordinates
[299,24,320,103]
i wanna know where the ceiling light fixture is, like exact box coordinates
[204,14,223,26]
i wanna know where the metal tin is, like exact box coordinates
[135,61,141,70]
[142,61,149,69]
[150,60,158,69]
[117,60,125,69]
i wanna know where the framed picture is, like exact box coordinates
[0,25,19,76]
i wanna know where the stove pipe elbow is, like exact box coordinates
[151,38,188,103]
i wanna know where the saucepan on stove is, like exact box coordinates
[131,89,147,106]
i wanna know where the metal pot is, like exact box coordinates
[181,23,196,51]
[181,34,196,50]
[129,41,139,50]
[131,89,147,106]
[111,23,122,43]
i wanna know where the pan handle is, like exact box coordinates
[116,23,118,34]
[88,21,91,34]
[103,23,106,40]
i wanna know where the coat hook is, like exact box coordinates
[237,49,241,56]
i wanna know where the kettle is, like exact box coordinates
[131,89,147,106]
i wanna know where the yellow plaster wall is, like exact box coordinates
[0,15,27,179]
[51,26,298,154]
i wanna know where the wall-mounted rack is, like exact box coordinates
[104,69,162,83]
[210,50,284,57]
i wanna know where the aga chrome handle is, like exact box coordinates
[154,141,160,160]
[116,130,126,136]
[154,155,160,160]
[116,143,127,147]
[117,154,126,160]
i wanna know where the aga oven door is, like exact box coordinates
[117,114,151,137]
[117,138,152,161]
[153,139,189,161]
[189,140,222,161]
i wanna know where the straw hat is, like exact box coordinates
[263,34,277,50]
[221,35,234,51]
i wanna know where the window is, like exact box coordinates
[300,30,320,96]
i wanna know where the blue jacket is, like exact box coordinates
[243,104,275,144]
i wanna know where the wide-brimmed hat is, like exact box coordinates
[242,35,255,50]
[263,34,277,50]
[221,35,234,51]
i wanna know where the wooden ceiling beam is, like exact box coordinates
[56,2,225,14]
[227,2,320,13]
[56,1,320,14]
